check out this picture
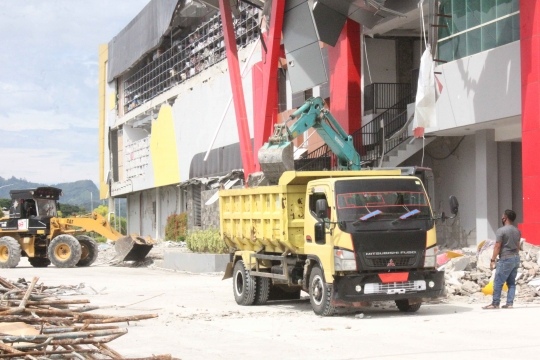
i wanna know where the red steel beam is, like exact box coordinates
[255,0,286,171]
[218,0,255,179]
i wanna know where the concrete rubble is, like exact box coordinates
[441,240,540,303]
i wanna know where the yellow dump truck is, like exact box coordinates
[221,169,449,316]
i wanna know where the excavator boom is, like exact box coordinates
[259,97,361,183]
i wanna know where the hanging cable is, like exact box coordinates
[363,35,373,85]
[426,136,466,160]
[421,135,425,167]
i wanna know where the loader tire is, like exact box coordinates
[76,235,99,267]
[48,235,81,268]
[254,276,271,305]
[0,236,21,268]
[28,257,51,268]
[233,260,256,306]
[309,266,335,316]
[395,299,421,313]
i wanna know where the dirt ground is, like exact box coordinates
[5,258,540,359]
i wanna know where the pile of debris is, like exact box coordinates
[0,276,174,359]
[96,240,187,268]
[442,240,540,302]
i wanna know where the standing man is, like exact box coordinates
[483,209,521,309]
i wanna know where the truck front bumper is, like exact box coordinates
[332,270,445,304]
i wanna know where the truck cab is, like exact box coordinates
[303,175,443,314]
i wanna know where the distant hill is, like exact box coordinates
[0,176,99,211]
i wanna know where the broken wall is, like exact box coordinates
[201,189,220,230]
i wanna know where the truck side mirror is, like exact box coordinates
[314,222,326,244]
[449,196,459,215]
[315,199,328,220]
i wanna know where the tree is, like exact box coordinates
[57,203,86,218]
[93,205,126,235]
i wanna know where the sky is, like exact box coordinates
[0,0,149,184]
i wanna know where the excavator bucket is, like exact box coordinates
[258,141,295,184]
[114,235,155,262]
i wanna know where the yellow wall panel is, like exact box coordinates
[150,105,180,187]
[98,44,109,200]
[109,92,116,111]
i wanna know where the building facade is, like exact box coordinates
[99,0,537,246]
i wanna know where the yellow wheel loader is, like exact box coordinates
[0,187,154,268]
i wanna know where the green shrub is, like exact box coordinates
[165,213,188,241]
[186,228,227,254]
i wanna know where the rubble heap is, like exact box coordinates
[0,276,175,359]
[443,241,540,302]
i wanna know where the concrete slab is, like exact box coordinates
[162,250,229,273]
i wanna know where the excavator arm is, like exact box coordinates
[259,97,361,183]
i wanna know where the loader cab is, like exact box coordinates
[9,187,62,220]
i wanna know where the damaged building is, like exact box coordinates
[99,0,534,247]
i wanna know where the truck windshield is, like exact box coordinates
[36,199,57,217]
[335,178,431,222]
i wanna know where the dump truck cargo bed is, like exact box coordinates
[219,170,402,255]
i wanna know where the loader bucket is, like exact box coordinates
[258,141,295,184]
[114,235,155,262]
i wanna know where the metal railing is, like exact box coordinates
[364,83,412,113]
[123,5,259,114]
[295,90,415,171]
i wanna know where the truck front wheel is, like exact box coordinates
[233,260,256,305]
[395,299,421,312]
[309,266,335,316]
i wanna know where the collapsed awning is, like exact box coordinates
[107,0,179,82]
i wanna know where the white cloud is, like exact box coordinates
[0,148,98,184]
[0,109,95,131]
[0,0,149,183]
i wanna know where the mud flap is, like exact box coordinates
[114,235,155,261]
[222,262,234,280]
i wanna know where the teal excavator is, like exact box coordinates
[258,97,361,183]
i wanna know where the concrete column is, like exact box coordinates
[107,197,115,241]
[156,187,160,240]
[498,142,512,218]
[475,130,498,243]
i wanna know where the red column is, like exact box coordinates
[327,19,362,135]
[256,0,286,171]
[520,1,540,245]
[252,61,264,171]
[218,0,255,179]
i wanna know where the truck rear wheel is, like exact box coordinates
[0,236,21,268]
[254,277,271,305]
[233,260,256,305]
[395,299,421,312]
[48,235,82,268]
[309,266,335,316]
[28,257,51,268]
[76,235,99,267]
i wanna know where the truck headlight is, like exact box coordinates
[334,248,357,271]
[424,246,437,268]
